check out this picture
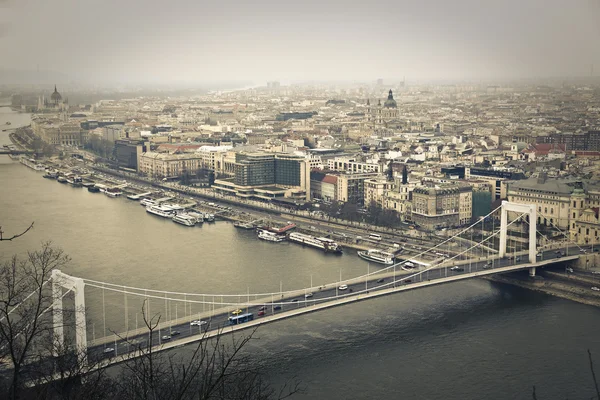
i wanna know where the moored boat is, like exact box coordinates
[172,213,197,226]
[234,221,255,230]
[57,176,68,184]
[87,185,101,193]
[43,170,59,179]
[104,187,122,197]
[357,249,395,265]
[257,229,286,242]
[287,232,342,253]
[146,205,176,218]
[140,198,156,207]
[70,176,83,187]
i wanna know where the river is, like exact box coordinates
[1,107,599,399]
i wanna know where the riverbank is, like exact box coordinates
[486,272,600,308]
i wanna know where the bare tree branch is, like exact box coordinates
[0,222,34,242]
[589,349,600,400]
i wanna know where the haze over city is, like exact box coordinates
[1,0,600,85]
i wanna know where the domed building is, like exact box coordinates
[50,85,62,107]
[37,84,68,112]
[366,89,399,126]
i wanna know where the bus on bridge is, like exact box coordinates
[228,313,254,325]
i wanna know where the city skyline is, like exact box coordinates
[1,0,599,85]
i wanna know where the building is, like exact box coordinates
[537,131,600,152]
[310,172,338,202]
[411,184,473,230]
[336,173,379,206]
[213,152,311,201]
[466,167,526,200]
[138,152,203,179]
[364,177,394,207]
[366,89,399,125]
[505,175,575,230]
[327,156,382,174]
[115,139,148,171]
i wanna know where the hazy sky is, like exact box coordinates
[0,0,599,85]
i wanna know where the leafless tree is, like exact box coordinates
[112,302,302,400]
[0,222,34,241]
[0,242,67,398]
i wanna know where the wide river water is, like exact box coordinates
[1,106,600,399]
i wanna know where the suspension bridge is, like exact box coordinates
[10,201,590,374]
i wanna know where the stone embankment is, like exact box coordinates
[486,270,600,307]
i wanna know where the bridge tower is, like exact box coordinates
[499,201,537,276]
[51,269,87,366]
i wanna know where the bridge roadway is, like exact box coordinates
[86,245,586,367]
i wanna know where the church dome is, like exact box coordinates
[383,89,397,108]
[50,85,62,103]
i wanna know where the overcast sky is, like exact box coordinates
[0,0,599,85]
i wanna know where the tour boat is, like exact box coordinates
[257,229,286,242]
[172,213,197,226]
[146,205,176,218]
[287,232,342,253]
[357,249,395,265]
[104,187,123,197]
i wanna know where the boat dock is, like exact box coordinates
[126,192,153,200]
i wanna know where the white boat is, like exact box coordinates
[140,198,156,207]
[146,205,176,218]
[257,229,285,242]
[172,213,197,226]
[187,211,204,223]
[357,249,395,265]
[104,187,123,197]
[287,232,342,253]
[205,213,215,222]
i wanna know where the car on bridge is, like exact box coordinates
[231,309,243,315]
[259,306,267,311]
[592,287,600,292]
[190,320,207,326]
[103,347,114,354]
[450,266,464,272]
[376,278,385,283]
[161,335,171,341]
[274,305,282,310]
[338,284,348,290]
[258,310,266,316]
[305,292,314,298]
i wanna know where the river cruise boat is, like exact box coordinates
[146,205,176,218]
[257,229,286,242]
[172,213,197,226]
[234,221,255,230]
[288,232,342,253]
[357,249,395,265]
[140,198,156,207]
[43,170,59,179]
[87,185,100,193]
[103,187,123,197]
[187,211,204,223]
[69,176,83,187]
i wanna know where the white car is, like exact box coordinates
[190,320,207,326]
[591,287,600,292]
[103,347,115,354]
[161,335,172,341]
[338,284,348,290]
[305,292,314,298]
